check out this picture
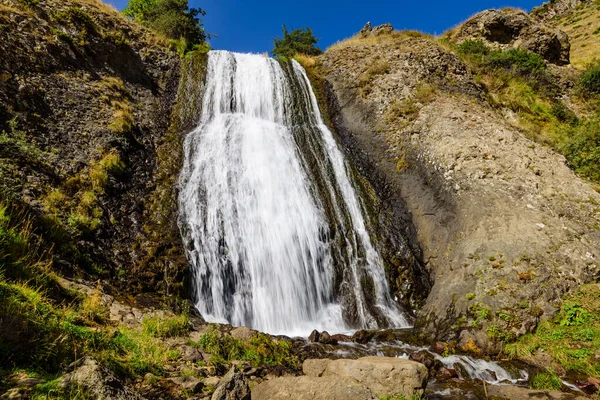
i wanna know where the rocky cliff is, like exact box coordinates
[314,18,600,351]
[0,0,201,298]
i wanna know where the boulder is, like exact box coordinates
[252,376,375,400]
[409,350,436,370]
[61,356,143,400]
[211,367,250,400]
[203,376,221,387]
[331,334,352,343]
[323,356,428,398]
[230,326,255,341]
[450,8,570,65]
[351,330,374,344]
[319,331,338,345]
[308,329,320,343]
[303,359,332,377]
[486,384,588,399]
[179,345,203,362]
[167,376,203,393]
[359,22,394,38]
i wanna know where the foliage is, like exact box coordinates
[272,25,322,58]
[142,314,190,338]
[504,284,600,378]
[551,101,579,126]
[192,325,298,369]
[579,59,600,96]
[558,116,600,183]
[123,0,207,54]
[531,371,563,390]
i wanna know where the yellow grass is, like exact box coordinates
[327,30,430,52]
[293,54,316,69]
[552,3,600,68]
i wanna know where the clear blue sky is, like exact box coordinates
[106,0,544,54]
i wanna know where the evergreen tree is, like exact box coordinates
[272,25,322,58]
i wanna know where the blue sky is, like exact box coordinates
[106,0,544,54]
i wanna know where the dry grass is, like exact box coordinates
[293,54,316,69]
[552,3,600,68]
[326,30,430,52]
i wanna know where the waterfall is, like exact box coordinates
[178,51,408,336]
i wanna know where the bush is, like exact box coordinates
[551,101,579,126]
[579,59,600,96]
[559,116,600,182]
[272,25,322,58]
[123,0,207,54]
[486,48,545,75]
[457,39,490,56]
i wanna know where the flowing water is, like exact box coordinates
[178,51,408,336]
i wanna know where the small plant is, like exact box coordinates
[559,303,590,326]
[578,59,600,96]
[88,150,125,193]
[531,371,562,390]
[551,101,579,126]
[466,293,476,301]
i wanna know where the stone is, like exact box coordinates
[211,367,250,400]
[61,356,143,400]
[486,384,588,399]
[319,331,337,345]
[351,330,373,344]
[179,345,204,362]
[409,350,436,370]
[323,356,428,398]
[203,376,221,387]
[230,326,255,341]
[430,342,447,355]
[252,376,375,400]
[331,334,352,343]
[303,359,332,377]
[436,367,458,380]
[359,22,372,37]
[167,376,203,393]
[308,329,320,343]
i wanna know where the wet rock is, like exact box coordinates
[61,356,143,400]
[576,377,600,395]
[449,8,570,65]
[323,356,428,397]
[252,376,375,400]
[351,330,374,344]
[319,331,338,345]
[167,376,203,393]
[303,359,332,377]
[211,367,250,400]
[430,342,447,355]
[453,362,471,380]
[409,350,436,370]
[331,334,352,343]
[371,329,396,342]
[436,367,458,380]
[230,326,255,341]
[309,330,320,343]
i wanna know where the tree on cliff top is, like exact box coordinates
[123,0,207,53]
[272,25,322,58]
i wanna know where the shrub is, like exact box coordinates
[486,49,545,75]
[123,0,207,54]
[559,116,600,182]
[457,39,490,56]
[578,59,600,96]
[272,25,322,58]
[551,101,579,126]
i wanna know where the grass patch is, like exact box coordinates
[531,371,563,390]
[191,325,298,370]
[88,149,125,193]
[579,59,600,96]
[504,284,600,377]
[142,314,190,338]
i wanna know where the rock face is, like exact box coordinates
[0,0,207,297]
[323,357,428,398]
[319,29,600,347]
[449,8,570,65]
[211,367,250,400]
[252,376,375,400]
[61,356,143,400]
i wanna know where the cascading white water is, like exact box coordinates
[178,50,408,336]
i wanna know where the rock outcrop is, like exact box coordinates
[318,28,600,348]
[448,8,570,65]
[252,376,375,400]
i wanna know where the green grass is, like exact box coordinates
[191,325,299,370]
[142,314,190,338]
[531,371,563,390]
[504,284,600,378]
